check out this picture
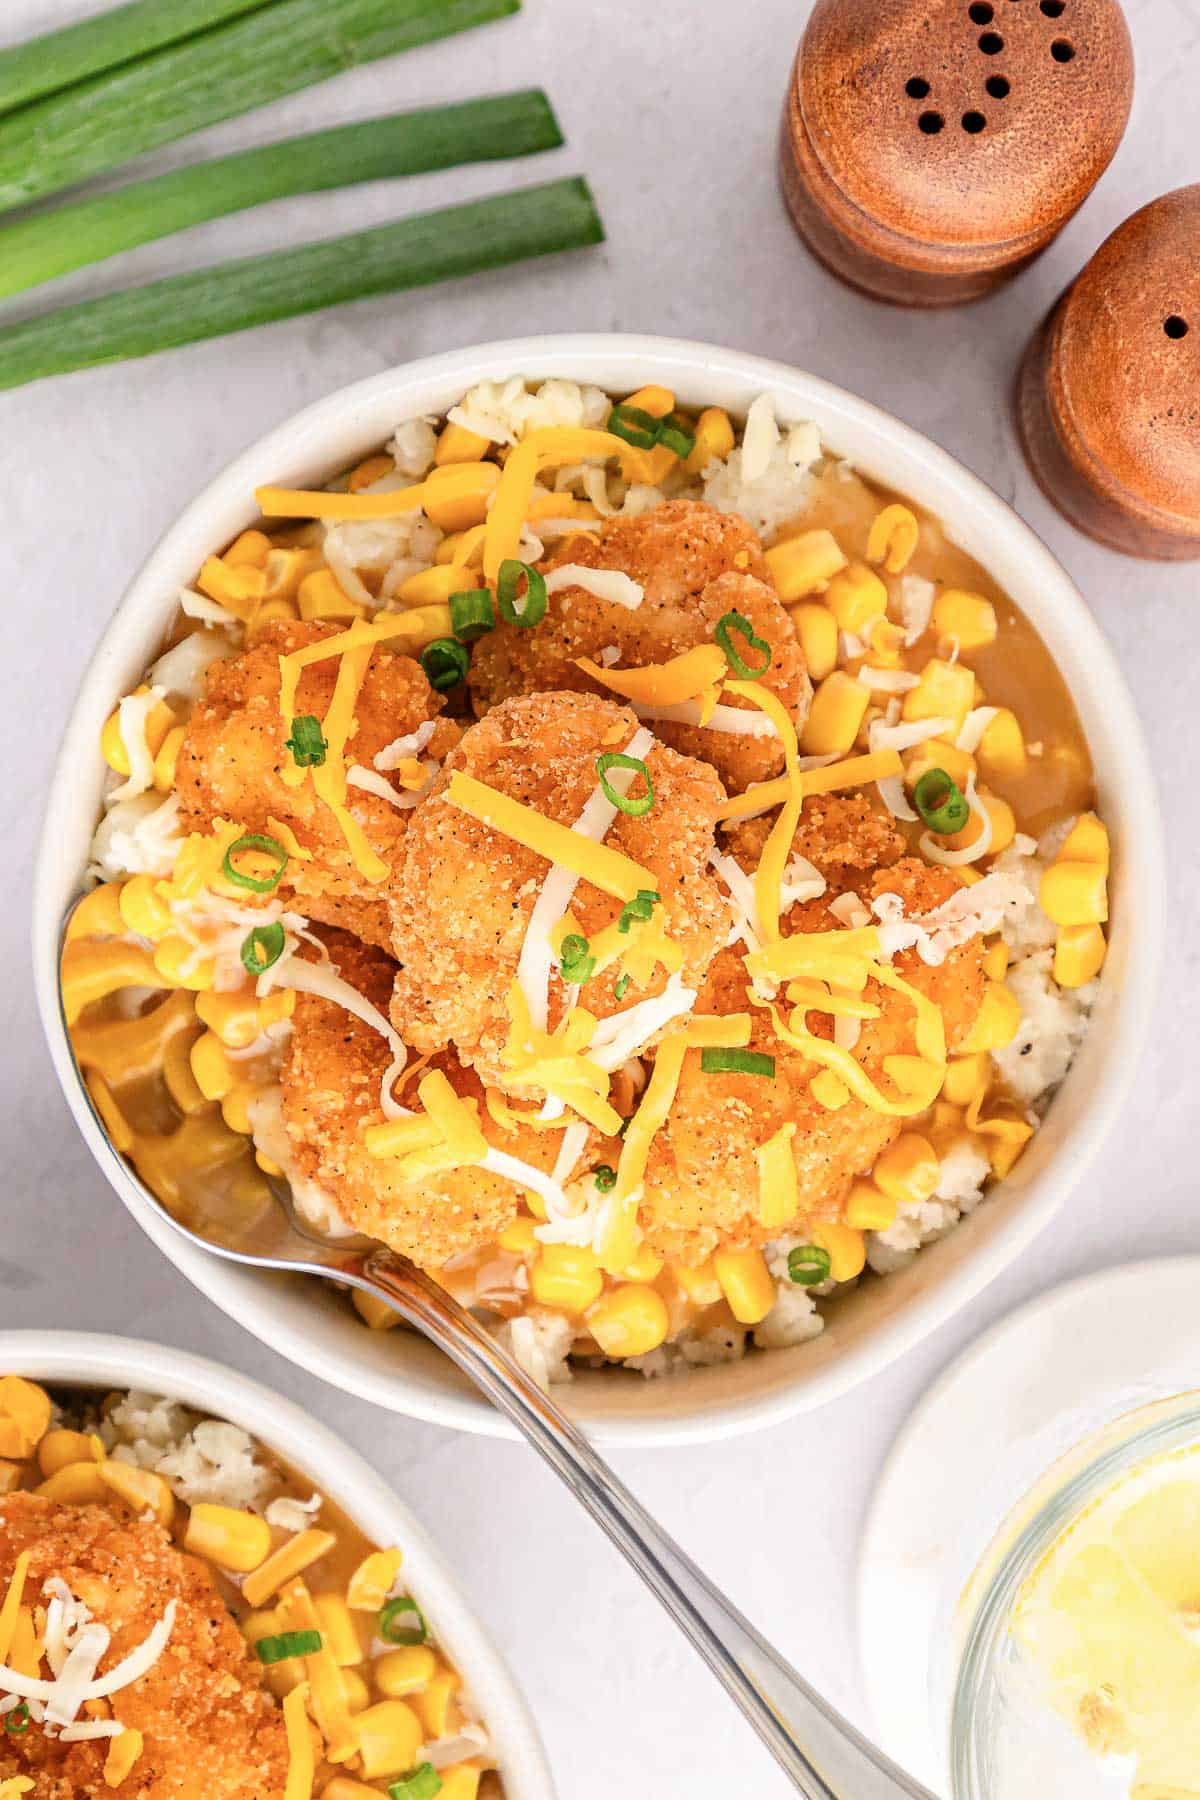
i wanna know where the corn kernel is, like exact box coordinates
[0,1462,21,1495]
[38,1429,103,1478]
[414,1668,457,1740]
[1058,811,1110,869]
[866,503,919,573]
[439,1768,484,1800]
[986,1120,1034,1179]
[225,529,272,567]
[902,658,976,736]
[116,873,171,942]
[866,617,906,669]
[931,589,998,653]
[942,1053,991,1109]
[314,1593,363,1667]
[844,1182,898,1232]
[712,1248,776,1325]
[812,1222,866,1282]
[153,936,213,991]
[352,1291,400,1331]
[197,555,266,617]
[190,1031,236,1101]
[422,462,500,532]
[247,596,299,635]
[98,1461,174,1527]
[529,1244,603,1314]
[346,1548,403,1611]
[375,1646,437,1698]
[221,1083,256,1136]
[355,1700,424,1779]
[982,940,1009,981]
[976,707,1027,782]
[297,569,365,623]
[1053,922,1107,989]
[1039,860,1108,927]
[435,421,492,466]
[872,1134,940,1207]
[944,790,1016,857]
[765,528,848,602]
[903,739,976,792]
[788,602,839,681]
[959,980,1023,1053]
[339,1668,371,1713]
[85,1069,135,1152]
[150,723,185,793]
[435,523,488,567]
[811,1069,850,1110]
[258,989,296,1030]
[674,1258,723,1306]
[0,1379,51,1459]
[685,407,735,475]
[396,564,466,607]
[185,1503,271,1572]
[619,1243,665,1283]
[66,882,126,943]
[586,1285,671,1358]
[194,991,257,1049]
[38,1461,110,1504]
[324,1782,390,1800]
[348,454,395,492]
[498,1217,538,1258]
[800,671,871,756]
[824,562,889,636]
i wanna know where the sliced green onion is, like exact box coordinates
[656,411,696,458]
[0,178,604,395]
[913,767,970,835]
[4,1703,30,1735]
[614,973,631,1000]
[715,610,772,679]
[285,714,327,768]
[617,888,660,933]
[222,831,289,893]
[449,587,495,642]
[255,1629,323,1665]
[241,922,287,977]
[420,638,471,692]
[595,751,654,818]
[0,0,523,216]
[699,1047,776,1078]
[496,559,548,628]
[389,1765,443,1800]
[559,933,595,986]
[379,1596,428,1646]
[592,1164,617,1192]
[787,1245,832,1287]
[606,403,661,451]
[0,93,564,303]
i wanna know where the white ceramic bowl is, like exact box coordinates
[33,334,1164,1449]
[0,1329,554,1798]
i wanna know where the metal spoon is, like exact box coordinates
[75,1067,936,1799]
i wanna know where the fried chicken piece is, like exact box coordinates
[0,1493,286,1800]
[176,619,452,951]
[281,932,605,1266]
[635,861,986,1266]
[724,792,905,893]
[387,691,732,1088]
[468,500,810,793]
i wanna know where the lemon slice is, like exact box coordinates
[1014,1447,1200,1790]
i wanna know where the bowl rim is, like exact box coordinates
[0,1328,555,1799]
[32,332,1165,1449]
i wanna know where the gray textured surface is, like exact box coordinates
[3,0,1195,1792]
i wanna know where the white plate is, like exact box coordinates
[856,1256,1200,1795]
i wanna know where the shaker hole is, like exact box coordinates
[986,74,1011,97]
[1164,316,1190,340]
[1050,37,1075,59]
[918,110,946,133]
[962,110,987,132]
[1040,0,1065,14]
[906,76,931,97]
[979,31,1005,53]
[969,2,994,21]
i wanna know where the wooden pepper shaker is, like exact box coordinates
[779,0,1134,306]
[1017,185,1200,560]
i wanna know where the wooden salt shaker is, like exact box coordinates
[1017,185,1200,560]
[779,0,1134,306]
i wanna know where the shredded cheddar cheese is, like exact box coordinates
[445,772,657,903]
[483,427,657,580]
[363,1071,490,1177]
[103,1727,144,1788]
[715,749,905,823]
[575,644,727,706]
[756,1123,798,1229]
[724,679,803,944]
[0,1554,29,1667]
[499,985,623,1136]
[282,1681,314,1800]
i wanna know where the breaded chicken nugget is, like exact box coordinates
[176,619,452,951]
[725,792,905,892]
[387,692,731,1088]
[0,1493,287,1800]
[635,861,985,1266]
[468,501,810,792]
[282,932,603,1266]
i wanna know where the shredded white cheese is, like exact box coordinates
[919,773,993,866]
[957,705,1000,753]
[740,393,780,483]
[631,699,781,737]
[543,564,644,611]
[897,575,936,646]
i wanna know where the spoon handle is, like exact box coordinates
[354,1250,937,1800]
